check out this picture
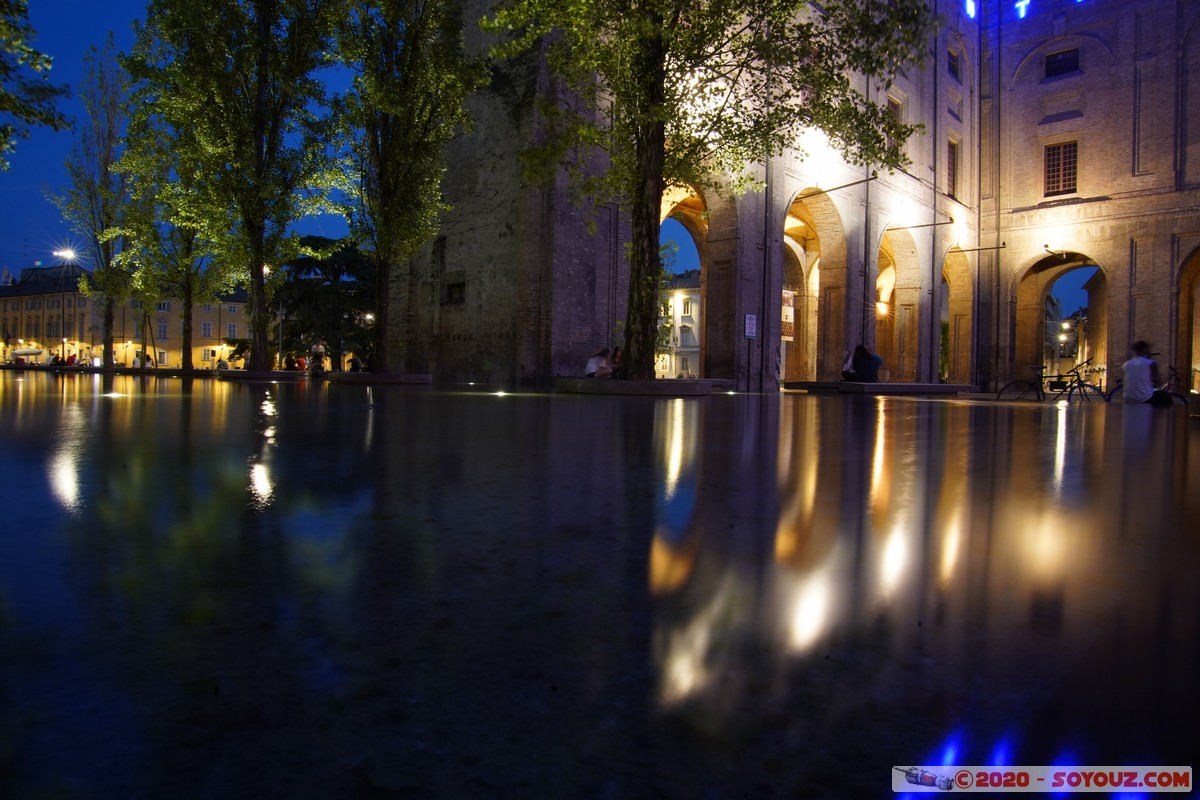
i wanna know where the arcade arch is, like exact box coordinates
[1178,248,1200,392]
[876,227,921,382]
[1011,253,1110,389]
[781,188,848,382]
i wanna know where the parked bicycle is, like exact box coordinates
[1106,363,1188,406]
[995,358,1107,402]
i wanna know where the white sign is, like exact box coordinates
[745,314,757,339]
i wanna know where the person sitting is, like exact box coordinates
[284,355,297,371]
[609,347,624,379]
[847,344,883,382]
[1122,340,1172,407]
[216,357,229,370]
[584,348,613,378]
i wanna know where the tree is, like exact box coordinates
[1,0,69,169]
[47,37,130,370]
[486,0,937,380]
[279,236,375,369]
[117,36,241,372]
[125,0,338,371]
[334,0,483,373]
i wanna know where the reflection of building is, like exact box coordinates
[0,265,249,368]
[403,0,1200,391]
[656,270,701,379]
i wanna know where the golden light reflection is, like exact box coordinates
[250,462,273,502]
[47,404,85,512]
[260,393,276,416]
[650,534,699,595]
[788,572,831,652]
[878,522,910,599]
[1052,402,1067,495]
[870,398,888,509]
[939,513,962,588]
[664,398,685,500]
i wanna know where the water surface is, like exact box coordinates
[1,372,1197,798]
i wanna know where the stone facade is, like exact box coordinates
[398,0,1200,393]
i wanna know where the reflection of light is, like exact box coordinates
[103,392,125,398]
[879,523,909,597]
[1022,516,1068,579]
[1052,403,1067,494]
[788,574,830,651]
[47,405,85,512]
[664,399,685,499]
[264,426,276,442]
[250,462,273,501]
[494,391,507,397]
[260,393,276,416]
[870,400,887,502]
[940,514,961,587]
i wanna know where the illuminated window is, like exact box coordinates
[201,321,212,338]
[1045,48,1080,79]
[1044,142,1078,196]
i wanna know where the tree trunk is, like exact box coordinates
[625,24,667,381]
[181,272,194,370]
[372,253,390,373]
[102,297,115,370]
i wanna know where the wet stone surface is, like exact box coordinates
[1,372,1198,798]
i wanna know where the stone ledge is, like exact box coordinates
[325,372,431,385]
[784,381,977,395]
[555,377,713,396]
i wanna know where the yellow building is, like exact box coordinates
[1,264,249,368]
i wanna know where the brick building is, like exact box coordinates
[397,0,1200,392]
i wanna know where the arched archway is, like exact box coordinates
[1177,246,1200,392]
[781,188,848,381]
[876,227,921,381]
[660,186,709,377]
[1011,251,1109,387]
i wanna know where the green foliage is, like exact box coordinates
[333,0,485,372]
[485,0,938,379]
[0,0,70,169]
[124,0,339,370]
[277,236,375,364]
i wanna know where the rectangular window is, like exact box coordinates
[948,48,961,82]
[947,140,960,199]
[682,299,691,316]
[886,98,902,152]
[1044,141,1078,196]
[445,282,465,304]
[227,323,237,338]
[1045,48,1080,79]
[156,301,170,312]
[433,236,447,274]
[201,321,212,338]
[202,303,212,312]
[157,322,168,340]
[202,348,216,361]
[228,305,237,314]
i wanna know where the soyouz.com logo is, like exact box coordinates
[892,765,1192,792]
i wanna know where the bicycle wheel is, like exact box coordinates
[1107,384,1124,403]
[996,380,1035,401]
[1068,383,1107,402]
[1170,392,1188,407]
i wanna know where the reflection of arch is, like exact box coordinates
[1178,247,1200,392]
[782,188,848,381]
[877,227,921,381]
[942,247,973,383]
[1011,253,1107,382]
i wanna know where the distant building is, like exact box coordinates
[0,263,250,368]
[657,270,701,379]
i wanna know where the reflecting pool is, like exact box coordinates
[1,371,1197,798]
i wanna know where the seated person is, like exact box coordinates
[847,344,883,382]
[1122,340,1172,407]
[584,348,613,378]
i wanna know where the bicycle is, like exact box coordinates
[995,358,1107,402]
[1106,363,1188,406]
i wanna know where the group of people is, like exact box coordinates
[584,346,623,379]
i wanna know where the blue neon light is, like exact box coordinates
[966,0,976,18]
[1015,0,1030,18]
